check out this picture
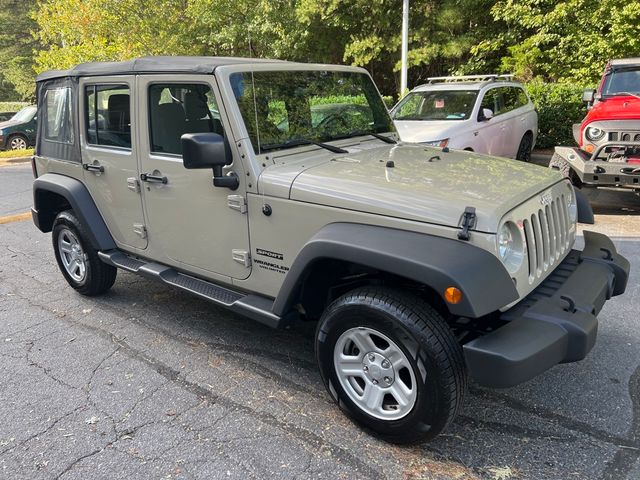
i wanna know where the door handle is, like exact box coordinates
[140,173,168,184]
[83,163,104,173]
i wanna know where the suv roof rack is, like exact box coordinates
[426,74,515,84]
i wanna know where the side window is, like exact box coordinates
[148,83,223,155]
[44,87,73,143]
[479,88,502,118]
[85,85,131,149]
[516,87,530,108]
[501,87,523,112]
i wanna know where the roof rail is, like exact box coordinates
[426,74,515,84]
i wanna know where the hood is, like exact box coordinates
[393,119,469,143]
[282,144,562,232]
[0,119,16,130]
[585,96,640,124]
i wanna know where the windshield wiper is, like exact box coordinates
[330,130,397,144]
[260,138,348,154]
[611,91,640,100]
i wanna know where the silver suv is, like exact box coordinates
[391,75,538,161]
[31,57,629,443]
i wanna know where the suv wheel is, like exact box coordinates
[515,133,532,161]
[52,210,117,296]
[315,287,467,443]
[8,134,28,150]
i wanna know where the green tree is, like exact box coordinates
[476,0,640,83]
[0,0,39,101]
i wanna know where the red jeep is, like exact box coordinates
[550,58,640,191]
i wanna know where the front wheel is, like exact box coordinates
[52,210,117,296]
[8,134,28,151]
[515,133,533,162]
[315,287,467,443]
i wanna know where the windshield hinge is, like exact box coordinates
[227,194,247,214]
[457,207,477,241]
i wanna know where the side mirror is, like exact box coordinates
[582,88,596,104]
[480,108,494,121]
[181,132,238,190]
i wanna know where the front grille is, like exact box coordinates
[608,131,640,142]
[522,195,571,280]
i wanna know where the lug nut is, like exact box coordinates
[372,379,378,385]
[368,354,375,362]
[381,360,390,368]
[363,365,368,372]
[384,376,391,383]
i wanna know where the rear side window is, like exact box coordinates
[502,87,529,111]
[85,85,131,149]
[44,87,73,144]
[148,83,223,155]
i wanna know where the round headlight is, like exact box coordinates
[585,126,605,142]
[497,221,524,273]
[567,187,578,224]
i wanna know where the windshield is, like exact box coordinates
[392,90,477,121]
[230,70,394,153]
[11,106,37,123]
[602,67,640,97]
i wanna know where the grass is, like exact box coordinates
[0,148,34,159]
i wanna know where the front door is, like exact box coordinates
[137,75,251,280]
[79,76,148,250]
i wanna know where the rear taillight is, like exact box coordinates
[31,156,38,178]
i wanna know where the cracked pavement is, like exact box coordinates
[0,163,639,479]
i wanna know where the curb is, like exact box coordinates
[0,156,32,165]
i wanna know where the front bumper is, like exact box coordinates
[463,231,630,388]
[556,143,640,188]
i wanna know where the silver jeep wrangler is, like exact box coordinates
[32,57,630,443]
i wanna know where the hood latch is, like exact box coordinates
[458,207,477,241]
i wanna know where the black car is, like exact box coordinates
[0,105,37,150]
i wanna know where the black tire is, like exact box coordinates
[315,287,467,443]
[52,210,117,296]
[515,132,533,162]
[7,134,28,151]
[549,152,582,187]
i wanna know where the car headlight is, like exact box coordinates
[497,221,524,273]
[423,138,449,148]
[566,186,578,224]
[585,126,605,142]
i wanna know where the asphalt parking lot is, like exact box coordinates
[0,161,638,479]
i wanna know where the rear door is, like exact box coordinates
[136,75,251,280]
[79,76,148,250]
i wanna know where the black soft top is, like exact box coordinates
[36,56,289,82]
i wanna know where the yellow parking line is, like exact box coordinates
[0,212,31,225]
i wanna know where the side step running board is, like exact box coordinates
[98,250,283,328]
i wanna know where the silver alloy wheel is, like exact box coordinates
[10,136,27,150]
[334,326,417,420]
[57,228,87,282]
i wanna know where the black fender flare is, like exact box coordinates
[32,173,116,251]
[272,223,518,318]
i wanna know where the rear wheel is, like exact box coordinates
[315,287,467,443]
[52,210,117,296]
[515,132,532,161]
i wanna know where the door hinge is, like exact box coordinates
[133,223,147,239]
[232,249,251,267]
[227,194,247,214]
[127,177,141,193]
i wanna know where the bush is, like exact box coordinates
[0,148,34,159]
[0,101,30,113]
[524,81,588,149]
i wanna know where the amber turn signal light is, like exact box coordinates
[444,287,462,304]
[584,143,595,153]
